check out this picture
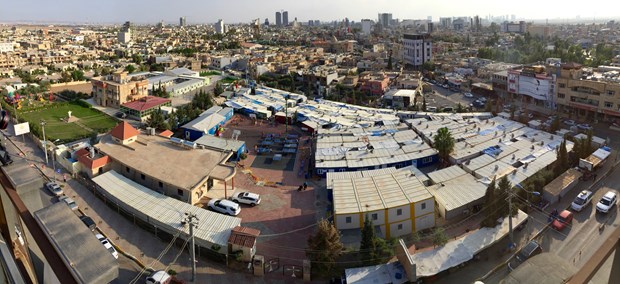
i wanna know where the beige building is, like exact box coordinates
[91,71,149,108]
[554,63,620,122]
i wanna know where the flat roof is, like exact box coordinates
[92,171,241,248]
[96,134,235,190]
[427,174,487,212]
[332,167,432,215]
[427,165,467,184]
[502,253,576,284]
[543,168,581,196]
[34,203,119,284]
[194,135,246,152]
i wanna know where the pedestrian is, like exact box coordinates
[298,185,303,192]
[63,174,67,183]
[303,181,308,190]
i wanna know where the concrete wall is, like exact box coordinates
[414,198,434,217]
[415,213,435,232]
[389,219,413,237]
[387,204,411,224]
[335,213,361,230]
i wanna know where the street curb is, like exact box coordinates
[478,157,620,281]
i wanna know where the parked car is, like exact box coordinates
[463,92,474,98]
[95,234,119,259]
[563,120,576,126]
[551,210,573,231]
[442,84,449,88]
[596,191,617,213]
[114,112,127,119]
[231,192,261,206]
[577,124,593,131]
[45,182,63,196]
[208,199,241,216]
[571,190,594,212]
[508,240,543,271]
[146,270,172,284]
[79,215,96,231]
[59,196,78,211]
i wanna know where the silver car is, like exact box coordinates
[231,192,261,206]
[45,182,63,196]
[59,196,78,211]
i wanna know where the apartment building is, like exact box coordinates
[91,71,149,108]
[0,42,14,53]
[403,33,432,68]
[555,63,620,122]
[507,65,556,109]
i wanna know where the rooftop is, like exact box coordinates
[110,121,139,141]
[121,96,171,112]
[96,133,235,190]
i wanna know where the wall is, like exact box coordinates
[335,213,361,230]
[414,198,434,217]
[387,204,411,223]
[388,219,413,237]
[414,213,435,231]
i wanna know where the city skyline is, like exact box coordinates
[1,0,619,25]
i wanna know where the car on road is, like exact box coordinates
[146,270,172,284]
[442,84,449,88]
[551,210,573,231]
[79,215,96,231]
[95,234,119,259]
[471,100,485,108]
[59,196,78,211]
[231,192,261,206]
[508,240,543,271]
[114,111,127,119]
[571,190,593,212]
[563,120,576,126]
[45,182,63,196]
[463,92,474,98]
[208,199,241,216]
[596,191,617,213]
[577,123,593,131]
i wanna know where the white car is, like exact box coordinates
[146,270,171,284]
[45,182,63,196]
[59,196,78,211]
[95,234,119,259]
[208,199,241,216]
[463,92,474,98]
[596,191,617,213]
[571,190,593,212]
[231,192,261,206]
[563,120,576,126]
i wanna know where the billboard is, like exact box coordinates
[13,122,30,136]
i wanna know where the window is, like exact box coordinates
[421,203,427,210]
[125,166,130,173]
[608,90,616,96]
[140,173,145,180]
[345,217,352,223]
[557,93,565,99]
[422,156,433,163]
[158,181,163,188]
[397,224,403,230]
[605,102,613,108]
[177,189,184,196]
[559,83,566,88]
[396,209,402,216]
[372,213,378,220]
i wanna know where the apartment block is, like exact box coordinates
[403,33,432,67]
[91,71,149,108]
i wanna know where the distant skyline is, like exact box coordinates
[1,0,619,25]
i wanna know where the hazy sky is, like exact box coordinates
[2,0,618,24]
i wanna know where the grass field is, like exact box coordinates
[19,102,118,142]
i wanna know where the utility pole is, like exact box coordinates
[182,212,199,282]
[41,120,48,164]
[508,191,514,249]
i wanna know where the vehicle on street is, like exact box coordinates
[563,120,576,126]
[426,106,438,112]
[442,84,449,88]
[571,190,593,212]
[208,199,241,216]
[95,234,119,259]
[146,270,172,284]
[45,182,63,196]
[463,92,474,98]
[577,123,593,131]
[114,111,127,119]
[471,100,485,108]
[231,192,261,206]
[79,215,96,231]
[59,196,78,211]
[551,210,573,231]
[508,240,543,271]
[596,191,617,213]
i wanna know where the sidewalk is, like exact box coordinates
[3,123,312,283]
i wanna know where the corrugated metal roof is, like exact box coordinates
[463,154,496,172]
[428,174,487,212]
[92,171,240,248]
[474,160,516,180]
[427,165,467,184]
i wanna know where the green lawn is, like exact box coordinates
[219,76,239,84]
[19,102,118,142]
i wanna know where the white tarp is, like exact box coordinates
[411,210,528,277]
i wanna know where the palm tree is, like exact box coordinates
[433,127,455,167]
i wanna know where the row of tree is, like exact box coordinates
[146,89,213,131]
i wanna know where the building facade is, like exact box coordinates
[403,34,432,68]
[282,11,289,26]
[215,19,225,34]
[91,71,149,108]
[275,12,282,26]
[508,65,556,109]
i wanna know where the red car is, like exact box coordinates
[551,210,573,231]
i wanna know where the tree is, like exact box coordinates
[433,127,455,167]
[213,82,224,96]
[124,64,136,73]
[550,116,561,132]
[422,97,427,111]
[131,54,143,64]
[360,215,376,266]
[484,99,493,112]
[192,89,213,111]
[432,228,448,247]
[497,175,513,217]
[146,108,168,130]
[89,132,99,146]
[554,139,569,176]
[456,103,465,113]
[71,70,85,81]
[306,219,343,277]
[386,53,393,70]
[482,177,498,228]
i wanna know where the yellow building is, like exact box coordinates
[91,71,149,108]
[554,63,620,122]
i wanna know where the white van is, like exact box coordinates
[146,271,171,284]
